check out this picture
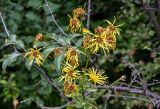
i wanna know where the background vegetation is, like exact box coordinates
[0,0,159,109]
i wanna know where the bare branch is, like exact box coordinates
[20,98,73,109]
[97,84,160,108]
[40,101,74,109]
[44,0,67,36]
[0,12,10,37]
[86,0,91,29]
[33,64,69,102]
[157,0,160,10]
[103,94,150,102]
[140,0,160,37]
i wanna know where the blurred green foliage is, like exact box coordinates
[0,0,159,109]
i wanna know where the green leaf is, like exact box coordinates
[4,35,17,46]
[2,52,21,72]
[41,80,48,86]
[10,35,17,42]
[31,71,39,79]
[67,105,76,109]
[16,40,25,49]
[36,97,44,106]
[46,33,70,45]
[0,80,7,85]
[25,59,32,70]
[75,38,83,47]
[26,12,37,20]
[38,86,52,95]
[4,35,25,49]
[28,0,42,8]
[54,49,66,74]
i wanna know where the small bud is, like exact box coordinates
[35,33,43,41]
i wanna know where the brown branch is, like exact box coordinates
[20,98,73,109]
[103,94,150,102]
[33,64,69,102]
[40,101,74,109]
[0,12,10,37]
[97,85,160,107]
[140,0,160,37]
[86,0,91,29]
[157,0,160,10]
[44,0,67,36]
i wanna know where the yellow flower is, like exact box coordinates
[65,47,79,67]
[67,15,81,33]
[64,82,79,95]
[73,7,86,18]
[87,34,110,54]
[25,47,44,66]
[59,63,79,83]
[87,67,107,85]
[105,17,122,36]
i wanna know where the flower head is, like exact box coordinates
[59,63,79,83]
[65,47,79,67]
[68,16,81,33]
[87,67,107,85]
[73,7,86,18]
[87,34,110,54]
[25,47,44,66]
[106,17,122,36]
[64,82,79,95]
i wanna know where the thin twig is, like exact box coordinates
[20,98,72,109]
[33,64,69,102]
[97,85,160,99]
[157,0,160,10]
[103,94,150,102]
[44,0,67,36]
[86,0,91,29]
[0,12,10,37]
[148,81,160,86]
[139,0,160,37]
[40,101,74,109]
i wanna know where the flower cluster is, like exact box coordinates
[60,63,107,95]
[82,18,122,54]
[59,47,107,95]
[68,7,86,33]
[24,7,121,98]
[60,47,80,95]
